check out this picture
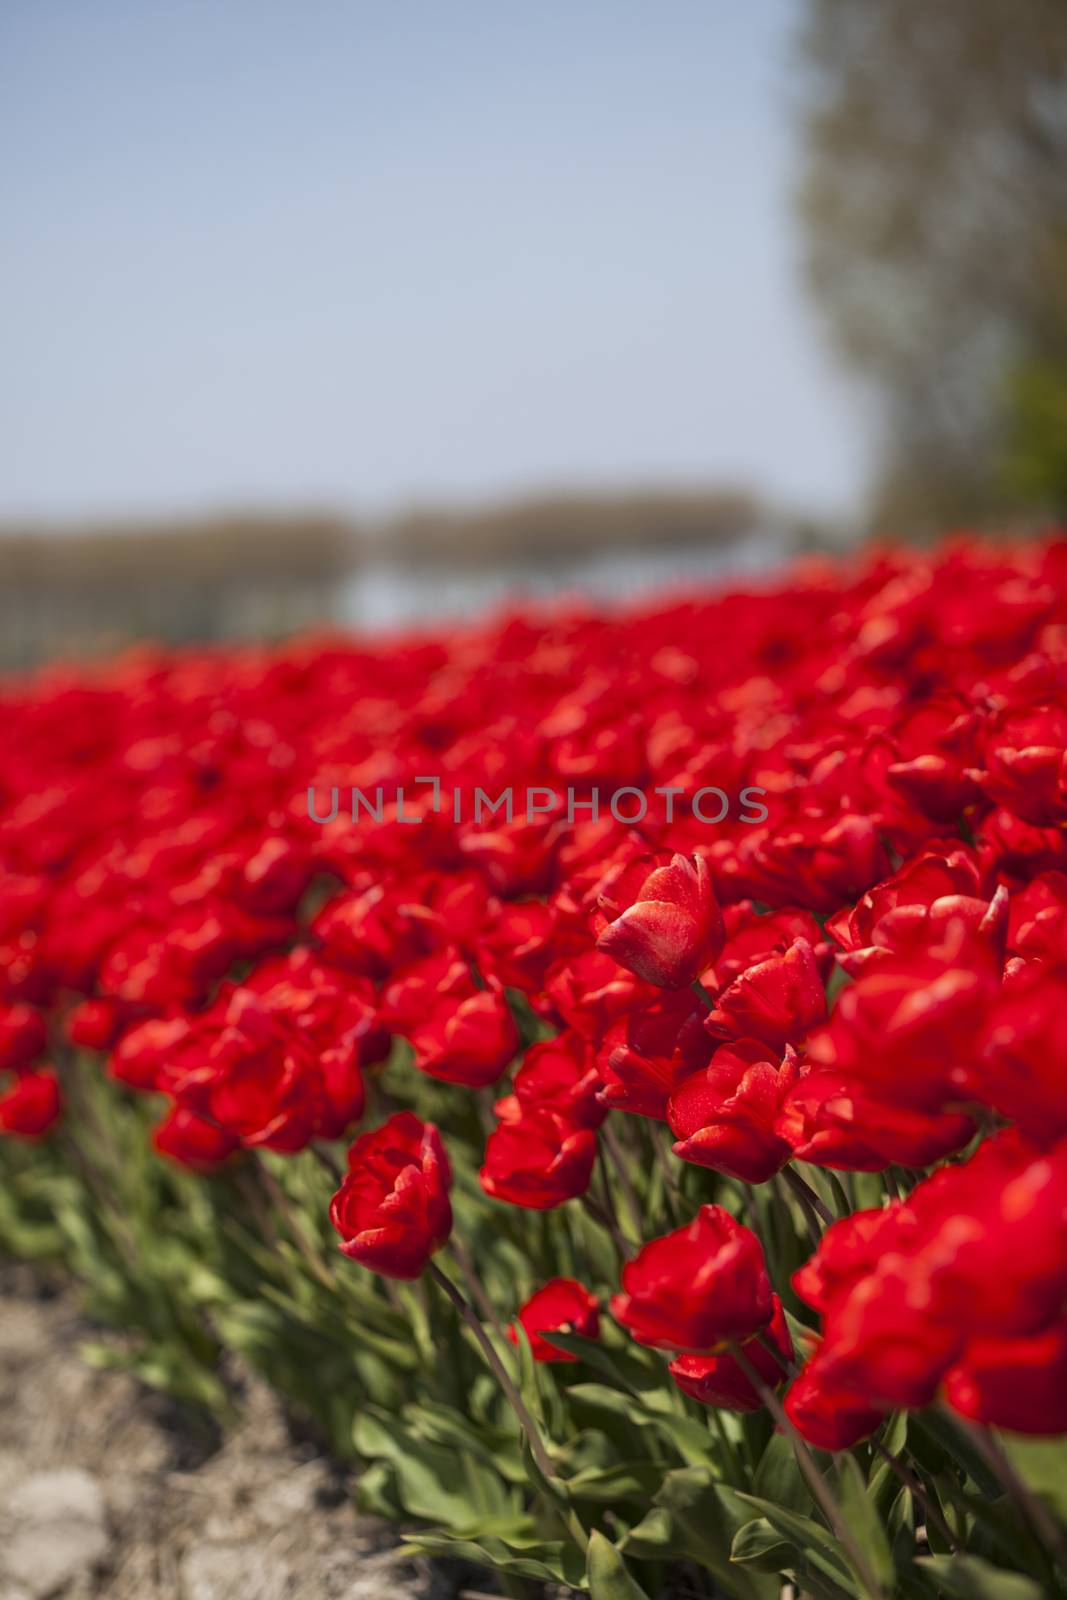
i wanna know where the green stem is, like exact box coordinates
[872,1438,960,1556]
[777,1170,822,1251]
[783,1165,835,1227]
[709,1406,750,1487]
[650,1122,685,1226]
[881,1166,903,1202]
[59,1129,140,1269]
[310,1142,345,1185]
[755,1327,796,1378]
[428,1261,557,1484]
[254,1156,336,1291]
[449,1234,511,1349]
[729,1341,889,1600]
[581,1192,635,1260]
[601,1119,645,1241]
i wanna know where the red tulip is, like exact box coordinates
[977,962,1067,1140]
[668,1039,800,1182]
[206,992,345,1154]
[670,1295,793,1410]
[972,701,1067,827]
[825,843,984,957]
[544,949,657,1040]
[792,1203,914,1316]
[945,1323,1067,1435]
[705,938,827,1052]
[152,1105,240,1170]
[884,697,983,822]
[715,904,832,987]
[1008,870,1067,965]
[509,1277,600,1362]
[596,853,724,990]
[793,916,1000,1160]
[611,1205,773,1353]
[815,1253,965,1409]
[384,951,518,1087]
[477,898,566,993]
[825,846,1007,978]
[480,1106,597,1210]
[65,996,128,1051]
[595,992,710,1119]
[0,1002,47,1073]
[733,811,891,916]
[330,1112,452,1279]
[411,987,519,1089]
[791,1132,1067,1417]
[495,1032,605,1130]
[313,884,425,979]
[784,1359,885,1450]
[776,1070,976,1171]
[0,1068,61,1138]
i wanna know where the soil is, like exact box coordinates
[0,1265,502,1600]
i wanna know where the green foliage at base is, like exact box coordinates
[3,1061,1064,1599]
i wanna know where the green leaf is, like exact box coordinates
[565,1382,713,1464]
[352,1409,523,1535]
[912,1411,1001,1498]
[404,1531,586,1587]
[882,1411,908,1457]
[586,1530,651,1599]
[565,1459,666,1503]
[731,1516,800,1572]
[415,1415,524,1484]
[915,1555,1045,1600]
[999,1433,1067,1523]
[736,1492,857,1595]
[566,1381,637,1416]
[957,1491,1054,1580]
[634,1469,779,1600]
[508,1314,545,1426]
[754,1428,813,1514]
[887,1483,915,1546]
[836,1453,895,1593]
[353,1460,402,1519]
[620,1505,673,1556]
[541,1328,663,1395]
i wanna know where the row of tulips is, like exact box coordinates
[4,536,1067,1598]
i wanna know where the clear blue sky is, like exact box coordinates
[1,0,870,523]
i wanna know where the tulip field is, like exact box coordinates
[4,537,1067,1599]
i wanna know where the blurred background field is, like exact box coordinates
[2,0,1065,668]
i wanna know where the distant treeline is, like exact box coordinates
[0,487,764,667]
[2,487,759,579]
[384,487,759,567]
[0,513,355,589]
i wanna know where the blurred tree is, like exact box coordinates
[1002,233,1067,512]
[797,0,1067,529]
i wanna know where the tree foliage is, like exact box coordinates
[796,0,1067,527]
